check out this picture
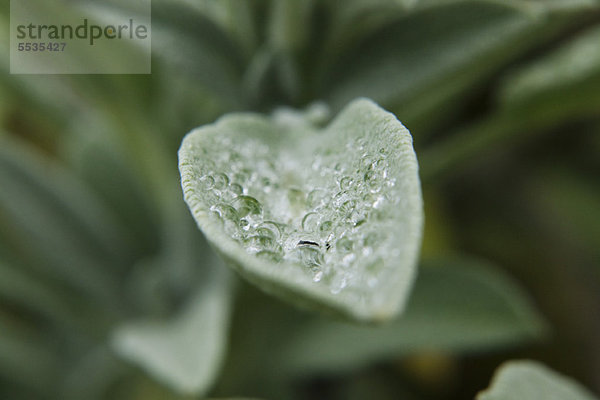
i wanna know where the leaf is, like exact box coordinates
[9,0,149,74]
[154,0,259,55]
[61,345,124,400]
[0,310,61,393]
[477,360,599,400]
[527,169,600,274]
[0,136,131,310]
[419,22,600,181]
[179,98,423,322]
[150,1,246,108]
[319,1,593,131]
[242,46,302,109]
[0,260,83,331]
[269,257,547,377]
[498,24,600,122]
[63,113,161,259]
[267,0,315,52]
[111,265,233,396]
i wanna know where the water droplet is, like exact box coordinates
[333,191,350,208]
[210,203,242,237]
[348,206,368,227]
[302,212,319,232]
[200,175,215,190]
[360,157,373,171]
[340,200,357,215]
[307,189,327,208]
[244,235,276,253]
[364,170,382,190]
[372,158,386,170]
[313,270,324,282]
[319,220,333,234]
[294,244,323,269]
[252,228,271,240]
[213,173,230,190]
[210,203,239,222]
[339,176,354,190]
[229,183,243,196]
[232,195,262,217]
[259,221,282,239]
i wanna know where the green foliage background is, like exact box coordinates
[1,1,599,399]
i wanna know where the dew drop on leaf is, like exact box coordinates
[232,195,262,217]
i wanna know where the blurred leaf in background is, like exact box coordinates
[1,0,599,399]
[478,360,599,400]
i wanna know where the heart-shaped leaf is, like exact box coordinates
[179,98,423,322]
[478,360,599,400]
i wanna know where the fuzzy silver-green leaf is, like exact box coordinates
[179,98,423,322]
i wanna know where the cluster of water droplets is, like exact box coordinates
[194,132,401,296]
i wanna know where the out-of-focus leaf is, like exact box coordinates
[320,1,593,130]
[417,22,600,181]
[0,311,61,393]
[153,0,258,55]
[179,98,423,322]
[322,0,595,61]
[1,0,241,129]
[421,21,600,181]
[242,46,302,108]
[0,260,85,331]
[8,0,149,74]
[63,114,161,259]
[112,265,233,396]
[477,360,599,400]
[124,199,220,317]
[61,346,124,400]
[526,169,600,275]
[148,68,226,144]
[268,0,315,52]
[0,136,129,310]
[499,24,600,122]
[337,369,421,400]
[270,257,546,377]
[539,171,600,241]
[150,1,246,109]
[320,0,414,67]
[0,12,75,141]
[322,1,530,111]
